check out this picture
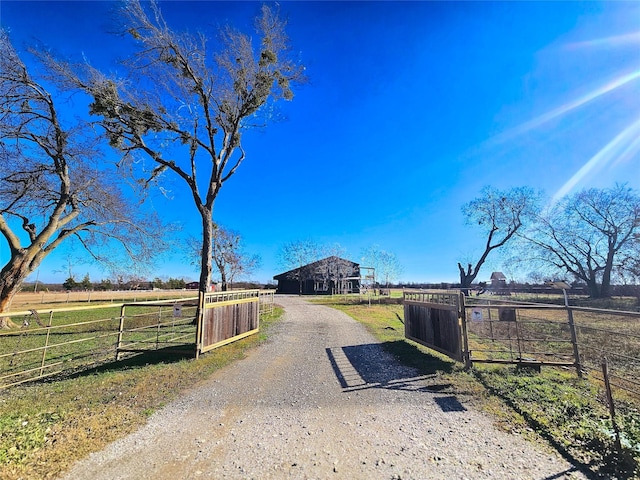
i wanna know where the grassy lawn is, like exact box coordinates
[313,295,640,479]
[0,307,283,480]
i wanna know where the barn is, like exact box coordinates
[273,256,360,295]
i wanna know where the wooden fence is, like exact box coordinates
[403,290,467,363]
[198,290,260,354]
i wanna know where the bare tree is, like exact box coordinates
[219,242,260,291]
[189,224,260,291]
[0,31,161,318]
[313,244,358,294]
[314,256,358,294]
[47,1,304,300]
[521,184,640,298]
[361,245,402,290]
[361,245,383,287]
[458,186,540,293]
[378,250,402,287]
[278,239,324,294]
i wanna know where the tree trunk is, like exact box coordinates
[220,271,228,291]
[0,252,36,326]
[586,278,602,298]
[600,249,615,298]
[599,277,612,298]
[199,210,213,295]
[458,262,474,295]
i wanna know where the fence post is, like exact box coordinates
[155,306,162,351]
[194,291,204,359]
[602,357,622,453]
[39,311,54,376]
[459,291,472,369]
[563,289,582,378]
[116,305,126,361]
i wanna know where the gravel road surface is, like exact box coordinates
[61,296,585,479]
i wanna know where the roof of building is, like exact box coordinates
[490,271,507,280]
[273,256,360,281]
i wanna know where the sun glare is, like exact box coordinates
[551,116,640,203]
[488,27,640,203]
[493,68,640,145]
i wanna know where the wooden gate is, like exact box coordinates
[197,290,260,354]
[403,289,469,365]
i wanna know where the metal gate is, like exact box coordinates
[464,299,580,373]
[403,289,580,373]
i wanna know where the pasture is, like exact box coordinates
[5,289,196,313]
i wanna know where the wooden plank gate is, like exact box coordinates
[403,289,470,366]
[197,290,260,355]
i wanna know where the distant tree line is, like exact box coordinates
[58,275,190,291]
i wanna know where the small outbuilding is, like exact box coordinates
[489,271,510,295]
[490,272,507,288]
[273,256,360,295]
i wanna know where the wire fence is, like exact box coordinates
[1,290,278,390]
[464,297,640,400]
[0,300,198,389]
[7,289,197,310]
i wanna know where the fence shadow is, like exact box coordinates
[325,342,465,412]
[473,371,604,480]
[43,346,195,383]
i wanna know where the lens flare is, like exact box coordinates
[566,31,640,49]
[492,69,640,144]
[551,116,640,203]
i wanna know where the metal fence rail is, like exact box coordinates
[403,289,640,402]
[0,299,199,389]
[464,297,640,399]
[1,290,277,389]
[259,290,276,316]
[464,302,579,371]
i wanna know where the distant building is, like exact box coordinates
[489,271,510,295]
[273,256,360,295]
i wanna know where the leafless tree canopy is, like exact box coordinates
[278,239,325,273]
[521,184,640,298]
[457,186,540,291]
[46,0,305,295]
[201,224,260,291]
[361,245,403,287]
[0,30,163,315]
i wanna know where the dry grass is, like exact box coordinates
[5,290,197,313]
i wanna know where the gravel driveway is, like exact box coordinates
[61,296,585,479]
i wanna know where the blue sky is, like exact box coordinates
[2,1,639,285]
